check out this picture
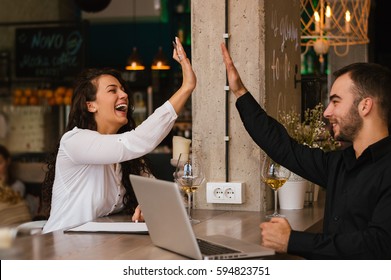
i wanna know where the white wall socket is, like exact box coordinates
[206,182,245,204]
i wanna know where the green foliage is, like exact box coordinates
[279,103,340,151]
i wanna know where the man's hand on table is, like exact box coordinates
[260,217,291,253]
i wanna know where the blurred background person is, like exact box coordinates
[0,144,31,226]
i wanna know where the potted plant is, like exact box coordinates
[279,103,339,151]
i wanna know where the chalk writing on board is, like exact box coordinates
[271,49,280,87]
[270,9,298,88]
[15,26,84,78]
[279,14,299,52]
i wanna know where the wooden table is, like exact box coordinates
[0,202,324,260]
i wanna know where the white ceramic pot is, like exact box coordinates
[278,173,308,209]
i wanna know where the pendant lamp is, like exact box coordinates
[74,0,111,12]
[125,47,145,71]
[125,0,145,71]
[151,46,170,70]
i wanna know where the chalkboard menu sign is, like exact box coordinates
[15,26,85,79]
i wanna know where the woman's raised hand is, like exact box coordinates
[169,37,196,114]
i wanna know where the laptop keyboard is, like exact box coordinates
[197,238,240,256]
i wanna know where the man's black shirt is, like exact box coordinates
[236,92,391,259]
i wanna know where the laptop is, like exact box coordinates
[129,175,275,260]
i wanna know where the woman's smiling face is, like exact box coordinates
[86,74,129,134]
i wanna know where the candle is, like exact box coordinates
[345,10,351,33]
[314,11,320,33]
[147,86,153,116]
[172,136,191,161]
[325,5,331,30]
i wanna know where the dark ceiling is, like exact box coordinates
[369,0,391,69]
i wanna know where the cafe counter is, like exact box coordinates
[0,200,324,260]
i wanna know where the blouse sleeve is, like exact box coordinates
[60,101,177,164]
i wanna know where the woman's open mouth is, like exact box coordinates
[115,104,128,113]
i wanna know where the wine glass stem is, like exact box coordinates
[187,192,192,219]
[274,190,278,215]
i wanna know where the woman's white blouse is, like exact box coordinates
[42,101,177,233]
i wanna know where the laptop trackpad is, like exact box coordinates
[200,234,275,255]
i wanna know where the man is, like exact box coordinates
[221,42,391,259]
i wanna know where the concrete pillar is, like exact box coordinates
[191,0,301,212]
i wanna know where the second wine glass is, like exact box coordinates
[174,153,205,224]
[261,156,291,218]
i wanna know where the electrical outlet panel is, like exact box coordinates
[206,182,245,204]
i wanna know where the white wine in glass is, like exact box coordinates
[261,156,291,218]
[174,153,205,224]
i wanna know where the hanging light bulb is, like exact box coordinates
[125,47,145,71]
[124,0,145,70]
[151,46,170,70]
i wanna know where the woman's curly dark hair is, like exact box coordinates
[41,68,153,218]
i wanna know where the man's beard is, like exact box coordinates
[335,104,363,142]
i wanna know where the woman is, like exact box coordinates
[42,37,196,233]
[0,144,25,198]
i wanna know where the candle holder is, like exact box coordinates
[300,0,370,58]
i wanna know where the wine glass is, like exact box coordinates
[174,153,205,224]
[261,156,291,218]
